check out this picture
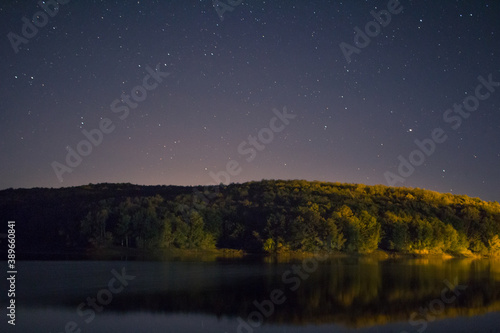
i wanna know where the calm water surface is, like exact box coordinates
[4,256,500,332]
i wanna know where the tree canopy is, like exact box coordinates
[1,180,499,256]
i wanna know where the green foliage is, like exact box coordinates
[186,211,206,248]
[385,212,409,251]
[488,235,500,256]
[470,235,488,255]
[80,201,113,248]
[342,210,380,253]
[358,211,381,253]
[324,217,346,251]
[409,218,434,251]
[172,217,189,248]
[158,214,176,248]
[115,212,131,248]
[199,233,216,250]
[2,180,500,255]
[263,238,277,253]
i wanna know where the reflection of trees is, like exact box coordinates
[47,258,500,328]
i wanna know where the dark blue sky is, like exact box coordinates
[1,0,499,201]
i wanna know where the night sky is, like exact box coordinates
[1,0,499,202]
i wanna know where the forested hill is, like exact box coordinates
[1,180,500,256]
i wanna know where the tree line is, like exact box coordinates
[1,180,499,256]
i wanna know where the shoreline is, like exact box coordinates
[16,246,492,261]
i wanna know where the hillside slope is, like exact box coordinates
[1,180,499,255]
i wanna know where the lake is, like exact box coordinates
[5,255,500,332]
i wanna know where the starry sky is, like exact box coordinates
[1,0,499,202]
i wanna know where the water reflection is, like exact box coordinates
[13,257,500,332]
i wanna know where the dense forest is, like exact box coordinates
[1,180,500,256]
